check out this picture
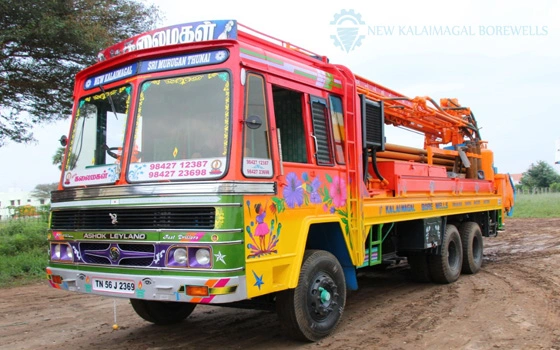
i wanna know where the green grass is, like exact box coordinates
[511,192,560,218]
[0,219,48,287]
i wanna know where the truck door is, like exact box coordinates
[241,73,274,179]
[269,80,347,214]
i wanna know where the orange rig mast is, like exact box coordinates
[355,76,481,148]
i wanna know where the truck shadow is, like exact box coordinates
[82,263,442,349]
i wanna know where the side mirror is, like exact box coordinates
[245,115,263,129]
[59,135,68,146]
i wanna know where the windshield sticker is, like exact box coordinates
[243,158,273,177]
[138,50,229,74]
[84,63,137,90]
[128,158,226,182]
[98,20,237,61]
[63,165,119,187]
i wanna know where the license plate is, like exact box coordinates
[92,278,136,294]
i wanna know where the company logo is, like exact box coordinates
[109,213,118,225]
[109,246,120,262]
[329,9,548,54]
[330,9,366,53]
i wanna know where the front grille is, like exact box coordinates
[81,243,110,251]
[79,242,156,267]
[119,258,154,266]
[119,244,154,253]
[51,207,215,230]
[84,254,110,265]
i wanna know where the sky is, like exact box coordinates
[1,0,559,192]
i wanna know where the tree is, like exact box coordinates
[0,0,162,146]
[519,161,560,190]
[30,182,59,200]
[52,147,65,170]
[18,205,38,217]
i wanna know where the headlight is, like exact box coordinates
[50,243,74,262]
[173,248,187,265]
[166,245,212,268]
[166,247,188,267]
[195,248,211,265]
[189,246,211,268]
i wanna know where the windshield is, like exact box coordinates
[63,86,131,187]
[127,71,230,182]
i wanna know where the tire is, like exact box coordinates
[130,299,196,325]
[429,224,463,284]
[408,254,432,283]
[276,250,347,342]
[459,222,483,274]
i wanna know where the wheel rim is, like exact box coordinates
[307,273,338,321]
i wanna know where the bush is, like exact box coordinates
[0,248,47,286]
[0,219,48,287]
[0,219,46,236]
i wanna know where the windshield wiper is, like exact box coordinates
[98,84,121,161]
[99,84,118,120]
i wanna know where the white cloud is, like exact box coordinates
[2,0,559,192]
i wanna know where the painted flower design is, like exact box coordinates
[309,178,322,204]
[128,164,146,180]
[269,202,277,214]
[283,172,304,208]
[107,167,118,182]
[330,176,347,208]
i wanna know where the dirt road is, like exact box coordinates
[1,218,559,350]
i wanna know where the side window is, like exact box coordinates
[310,96,334,166]
[329,95,345,164]
[272,86,307,163]
[243,74,272,177]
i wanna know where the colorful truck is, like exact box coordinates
[47,20,515,341]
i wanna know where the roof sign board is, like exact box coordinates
[97,20,237,62]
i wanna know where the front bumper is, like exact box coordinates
[46,267,247,304]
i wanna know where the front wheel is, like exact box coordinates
[130,299,196,325]
[276,250,347,342]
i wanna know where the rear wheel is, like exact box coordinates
[276,250,346,341]
[429,224,463,284]
[459,222,483,274]
[130,299,196,325]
